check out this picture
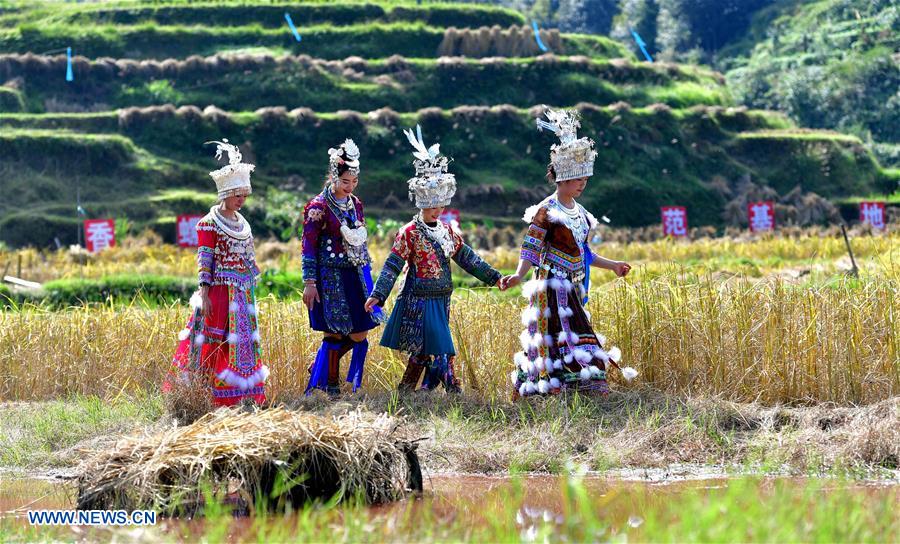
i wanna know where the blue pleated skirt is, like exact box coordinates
[380,296,456,356]
[309,267,380,334]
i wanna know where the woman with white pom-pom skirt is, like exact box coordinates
[164,139,269,406]
[501,108,636,398]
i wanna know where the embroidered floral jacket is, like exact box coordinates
[371,220,501,304]
[197,214,259,290]
[520,195,598,283]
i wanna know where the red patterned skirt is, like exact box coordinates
[164,284,268,406]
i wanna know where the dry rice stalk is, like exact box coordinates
[75,407,421,514]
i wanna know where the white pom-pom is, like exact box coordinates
[549,377,561,389]
[229,301,239,313]
[608,346,622,363]
[194,333,206,346]
[589,365,602,377]
[558,331,569,344]
[519,330,532,351]
[562,279,573,292]
[189,292,203,310]
[537,379,550,394]
[596,334,607,345]
[543,334,554,347]
[247,304,257,316]
[521,307,539,326]
[227,332,238,344]
[534,357,545,372]
[569,332,580,345]
[548,278,562,291]
[514,351,528,368]
[259,366,270,383]
[564,353,574,363]
[252,330,261,342]
[553,359,563,370]
[178,328,191,341]
[525,361,536,375]
[543,307,552,318]
[622,367,638,381]
[525,381,537,394]
[579,368,591,381]
[531,333,544,349]
[510,371,520,385]
[518,383,528,397]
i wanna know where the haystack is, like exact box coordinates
[76,407,422,514]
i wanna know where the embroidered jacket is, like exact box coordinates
[197,215,259,290]
[371,220,501,303]
[301,191,370,282]
[520,195,598,283]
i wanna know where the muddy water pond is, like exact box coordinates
[2,473,897,541]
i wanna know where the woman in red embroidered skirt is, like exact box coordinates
[165,139,269,406]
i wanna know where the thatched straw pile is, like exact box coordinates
[76,408,422,514]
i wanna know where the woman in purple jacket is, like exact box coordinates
[301,139,382,397]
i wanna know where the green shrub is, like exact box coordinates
[0,86,24,112]
[39,274,196,306]
[0,129,136,173]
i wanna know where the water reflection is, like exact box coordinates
[2,472,897,541]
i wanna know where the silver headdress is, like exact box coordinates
[537,107,596,183]
[327,138,361,184]
[404,125,456,209]
[206,138,255,199]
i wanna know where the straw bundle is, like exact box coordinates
[76,407,421,514]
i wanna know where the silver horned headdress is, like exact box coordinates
[206,138,254,199]
[327,138,361,184]
[404,125,456,209]
[537,107,597,183]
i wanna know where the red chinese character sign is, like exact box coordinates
[747,201,775,233]
[859,202,886,230]
[84,219,115,253]
[176,214,204,247]
[440,208,461,227]
[661,206,688,237]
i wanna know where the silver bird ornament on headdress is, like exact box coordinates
[205,138,255,199]
[403,125,456,209]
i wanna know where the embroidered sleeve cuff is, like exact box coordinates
[372,253,404,302]
[301,255,318,282]
[454,244,501,286]
[520,249,541,266]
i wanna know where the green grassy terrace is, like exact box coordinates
[0,104,893,246]
[0,54,724,113]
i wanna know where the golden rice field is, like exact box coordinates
[2,226,898,282]
[0,230,897,406]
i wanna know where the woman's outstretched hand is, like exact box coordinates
[364,297,379,313]
[499,274,522,290]
[613,261,632,277]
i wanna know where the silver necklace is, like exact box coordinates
[415,213,455,257]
